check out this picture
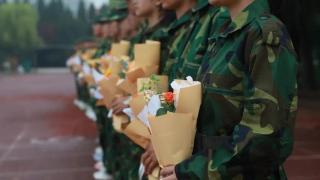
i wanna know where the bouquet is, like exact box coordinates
[137,77,202,167]
[117,41,161,95]
[119,75,168,148]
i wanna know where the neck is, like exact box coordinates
[228,0,254,20]
[175,0,196,19]
[147,10,162,28]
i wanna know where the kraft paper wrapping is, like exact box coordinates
[117,79,137,95]
[122,119,150,149]
[129,94,146,118]
[98,58,110,70]
[174,81,202,121]
[84,74,95,86]
[108,59,123,77]
[149,113,196,167]
[95,99,105,106]
[137,76,168,94]
[110,41,130,58]
[98,76,122,108]
[123,42,160,82]
[125,66,159,83]
[134,43,160,67]
[112,114,130,133]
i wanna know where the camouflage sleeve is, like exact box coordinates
[176,18,298,180]
[206,19,298,179]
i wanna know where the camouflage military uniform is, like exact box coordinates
[175,0,298,179]
[122,14,176,180]
[162,0,219,82]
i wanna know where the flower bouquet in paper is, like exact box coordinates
[98,76,124,108]
[120,75,168,148]
[117,41,161,95]
[147,77,202,167]
[97,56,130,108]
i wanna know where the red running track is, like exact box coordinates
[0,72,319,180]
[0,72,97,180]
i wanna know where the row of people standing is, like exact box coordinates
[67,0,298,179]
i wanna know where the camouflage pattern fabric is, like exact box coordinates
[175,0,298,179]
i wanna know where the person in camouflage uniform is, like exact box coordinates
[109,0,175,178]
[140,0,221,176]
[161,0,220,81]
[130,0,175,72]
[91,1,131,179]
[161,0,298,179]
[104,1,144,179]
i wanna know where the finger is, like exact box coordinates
[110,102,118,109]
[146,160,158,175]
[141,152,146,162]
[145,157,154,174]
[160,166,174,177]
[113,106,122,115]
[143,155,152,168]
[141,151,151,164]
[161,174,176,180]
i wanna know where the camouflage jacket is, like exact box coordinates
[172,4,221,81]
[175,0,298,179]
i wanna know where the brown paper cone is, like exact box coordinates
[84,74,95,86]
[98,59,110,70]
[117,79,137,95]
[149,113,196,167]
[142,65,159,77]
[110,43,130,58]
[126,68,145,83]
[134,43,160,67]
[175,83,202,120]
[109,59,122,76]
[98,76,122,108]
[96,99,105,106]
[122,120,150,149]
[129,94,147,117]
[112,114,130,133]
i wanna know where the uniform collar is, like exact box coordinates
[168,0,209,34]
[167,11,192,34]
[220,0,270,38]
[192,0,209,13]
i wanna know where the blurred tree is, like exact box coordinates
[88,3,96,22]
[77,0,87,23]
[0,3,42,57]
[37,0,92,45]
